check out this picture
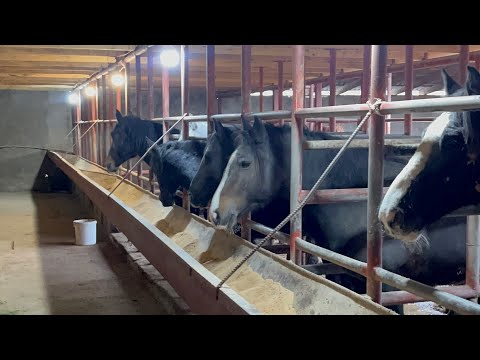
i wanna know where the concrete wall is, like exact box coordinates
[0,90,72,192]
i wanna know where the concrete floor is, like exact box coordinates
[0,192,169,315]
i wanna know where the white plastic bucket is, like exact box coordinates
[73,219,97,246]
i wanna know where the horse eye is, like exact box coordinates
[240,160,251,168]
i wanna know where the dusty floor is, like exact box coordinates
[0,191,169,315]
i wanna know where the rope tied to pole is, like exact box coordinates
[215,98,384,295]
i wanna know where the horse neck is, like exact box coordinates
[263,125,340,200]
[133,120,164,163]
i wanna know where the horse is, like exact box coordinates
[105,109,180,173]
[379,66,480,242]
[207,115,468,314]
[145,137,206,207]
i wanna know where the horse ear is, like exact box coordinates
[145,136,156,149]
[116,109,125,123]
[251,116,268,144]
[466,66,480,95]
[213,119,226,137]
[241,114,252,131]
[441,69,462,96]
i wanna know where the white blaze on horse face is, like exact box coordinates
[209,149,238,223]
[378,112,451,239]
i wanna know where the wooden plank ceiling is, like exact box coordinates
[0,45,478,94]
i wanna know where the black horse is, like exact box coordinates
[380,66,480,242]
[105,109,179,173]
[145,137,206,207]
[207,115,468,314]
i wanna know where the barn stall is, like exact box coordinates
[1,45,480,315]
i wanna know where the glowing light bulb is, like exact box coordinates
[112,73,124,87]
[160,48,180,68]
[67,92,79,105]
[85,86,96,97]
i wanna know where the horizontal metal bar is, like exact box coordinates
[295,95,480,118]
[246,219,290,244]
[373,267,480,315]
[211,110,292,123]
[299,188,388,205]
[295,238,480,315]
[303,138,419,151]
[381,285,480,306]
[296,238,367,276]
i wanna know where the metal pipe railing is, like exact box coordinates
[295,95,480,119]
[295,238,480,315]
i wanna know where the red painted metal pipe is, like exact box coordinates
[459,45,470,85]
[147,48,155,194]
[385,73,392,134]
[162,66,170,143]
[116,88,122,114]
[366,45,388,304]
[259,66,264,112]
[290,45,305,265]
[404,45,414,135]
[241,45,252,241]
[181,45,190,210]
[381,285,480,306]
[329,49,336,132]
[315,82,323,131]
[206,45,216,134]
[101,75,108,166]
[278,61,284,126]
[124,63,130,114]
[299,188,389,205]
[359,45,371,132]
[466,215,480,302]
[135,54,143,188]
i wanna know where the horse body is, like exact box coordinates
[146,137,206,207]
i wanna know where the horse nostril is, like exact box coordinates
[211,210,220,225]
[388,208,404,229]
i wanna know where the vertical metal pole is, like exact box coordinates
[92,82,98,164]
[329,49,336,132]
[278,61,284,125]
[315,82,322,131]
[309,84,315,131]
[241,45,252,242]
[360,45,372,132]
[181,45,190,137]
[217,97,222,114]
[290,45,305,264]
[181,45,191,210]
[101,75,107,166]
[459,45,470,85]
[273,89,278,111]
[162,65,170,143]
[366,45,388,304]
[116,87,122,114]
[466,216,480,303]
[206,45,216,134]
[125,62,132,181]
[95,79,101,165]
[124,63,130,114]
[107,75,114,170]
[147,48,155,194]
[385,72,392,134]
[135,55,143,187]
[259,67,264,112]
[76,92,82,156]
[404,45,413,136]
